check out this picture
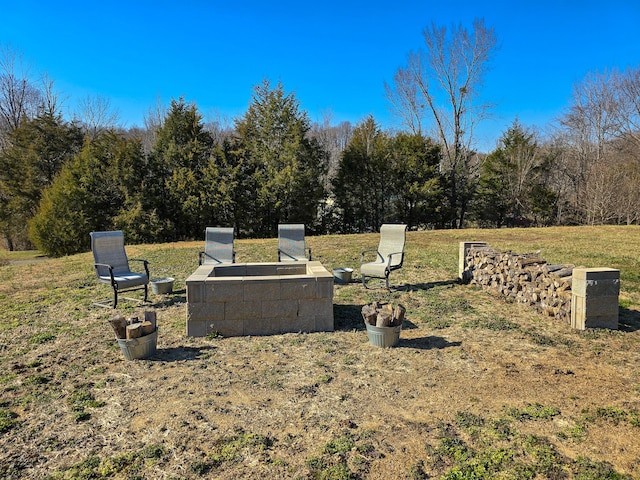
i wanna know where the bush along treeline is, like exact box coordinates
[1,71,640,256]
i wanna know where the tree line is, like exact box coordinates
[1,21,640,257]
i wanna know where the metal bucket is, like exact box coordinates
[366,323,401,347]
[333,267,353,284]
[151,277,174,294]
[117,329,158,360]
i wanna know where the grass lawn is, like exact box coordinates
[1,225,639,479]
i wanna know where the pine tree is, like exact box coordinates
[233,80,328,237]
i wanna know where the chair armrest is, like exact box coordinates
[129,258,150,277]
[385,251,405,268]
[278,248,310,262]
[93,262,115,282]
[360,249,383,265]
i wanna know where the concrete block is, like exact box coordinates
[572,268,620,297]
[214,264,247,277]
[314,314,335,332]
[245,317,281,336]
[316,277,335,299]
[188,264,214,279]
[571,293,619,330]
[572,267,620,281]
[207,318,244,337]
[186,283,205,303]
[246,264,279,276]
[306,298,333,318]
[261,299,298,318]
[185,260,337,337]
[283,315,314,333]
[244,278,281,301]
[459,242,487,282]
[275,264,307,275]
[186,319,208,337]
[188,301,225,323]
[225,300,262,320]
[307,260,329,272]
[280,278,316,300]
[206,279,244,302]
[570,268,620,330]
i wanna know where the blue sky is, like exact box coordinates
[2,1,639,151]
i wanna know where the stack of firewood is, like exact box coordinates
[466,245,578,322]
[361,301,406,327]
[108,311,157,340]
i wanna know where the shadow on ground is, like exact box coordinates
[150,345,217,362]
[397,336,462,350]
[334,304,366,331]
[151,290,186,307]
[405,279,460,291]
[618,306,640,332]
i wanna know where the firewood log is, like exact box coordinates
[376,311,392,327]
[392,305,406,326]
[108,315,127,339]
[144,311,157,329]
[126,323,142,339]
[140,321,155,336]
[361,304,377,325]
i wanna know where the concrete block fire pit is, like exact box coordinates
[186,261,334,337]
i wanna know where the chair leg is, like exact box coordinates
[143,284,148,302]
[112,286,118,309]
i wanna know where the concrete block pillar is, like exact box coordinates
[458,241,487,283]
[571,268,620,330]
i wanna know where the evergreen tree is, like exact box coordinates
[473,120,557,227]
[0,111,83,249]
[30,131,158,255]
[332,117,391,233]
[233,80,328,237]
[147,97,214,240]
[389,133,445,229]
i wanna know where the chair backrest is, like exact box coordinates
[378,224,407,267]
[203,227,235,264]
[90,231,130,277]
[278,224,307,261]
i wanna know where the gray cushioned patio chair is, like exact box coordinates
[360,224,407,290]
[278,224,311,262]
[199,227,235,265]
[90,230,150,308]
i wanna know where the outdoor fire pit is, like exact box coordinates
[185,261,334,337]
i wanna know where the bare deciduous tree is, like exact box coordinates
[310,111,353,183]
[204,109,234,145]
[387,19,498,227]
[0,44,41,140]
[617,66,640,149]
[77,94,120,139]
[384,65,425,135]
[38,72,64,117]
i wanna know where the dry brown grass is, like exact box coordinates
[1,226,640,479]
